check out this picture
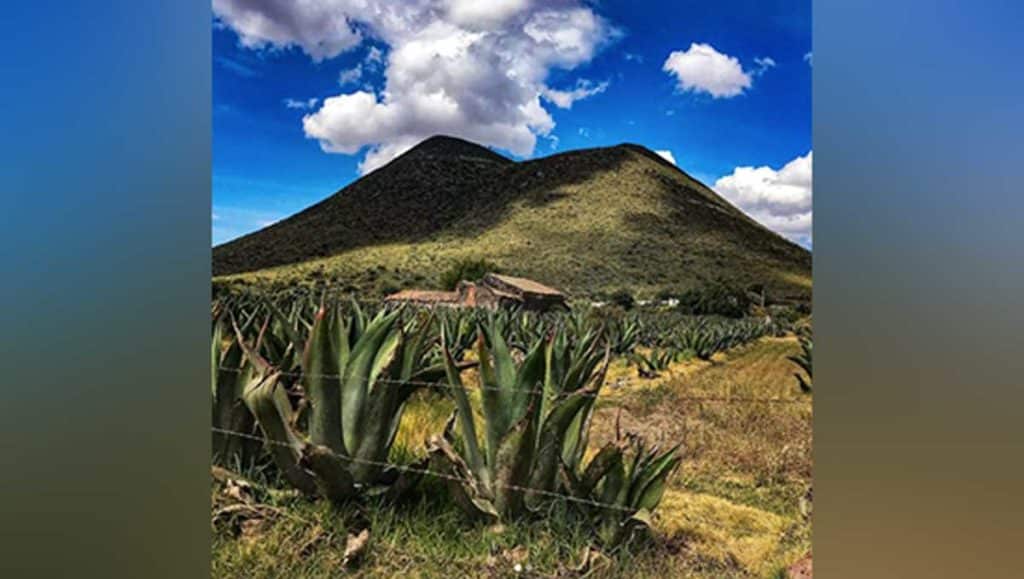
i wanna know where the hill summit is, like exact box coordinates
[213,135,811,299]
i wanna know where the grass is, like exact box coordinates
[213,140,811,301]
[212,336,811,578]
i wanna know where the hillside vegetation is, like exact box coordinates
[213,136,811,300]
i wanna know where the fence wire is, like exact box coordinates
[215,364,810,405]
[214,426,640,514]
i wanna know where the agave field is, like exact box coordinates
[211,291,812,578]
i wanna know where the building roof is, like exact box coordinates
[384,289,460,303]
[485,273,564,297]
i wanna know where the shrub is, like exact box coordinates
[677,280,751,318]
[378,281,402,296]
[609,289,635,310]
[438,257,500,290]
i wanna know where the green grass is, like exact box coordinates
[212,337,811,578]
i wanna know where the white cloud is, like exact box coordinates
[654,150,676,165]
[753,56,776,76]
[623,52,643,63]
[804,51,813,66]
[283,97,319,110]
[212,0,362,62]
[215,1,618,174]
[541,79,609,109]
[446,0,531,29]
[662,43,752,98]
[365,46,384,68]
[338,64,362,86]
[714,151,813,245]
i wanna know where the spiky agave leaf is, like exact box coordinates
[571,431,682,548]
[529,333,609,500]
[429,319,548,520]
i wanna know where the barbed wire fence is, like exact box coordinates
[208,427,772,536]
[215,364,811,405]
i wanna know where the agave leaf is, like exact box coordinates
[229,311,273,374]
[493,401,539,517]
[340,309,401,454]
[303,305,345,454]
[632,446,681,511]
[212,320,222,399]
[264,296,304,354]
[530,388,598,494]
[475,329,505,467]
[615,508,654,547]
[427,433,498,522]
[240,370,317,496]
[580,443,621,497]
[398,312,433,380]
[442,333,487,485]
[300,443,357,505]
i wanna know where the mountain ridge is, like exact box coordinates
[213,135,811,299]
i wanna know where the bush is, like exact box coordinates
[609,289,635,310]
[437,257,500,290]
[677,280,751,318]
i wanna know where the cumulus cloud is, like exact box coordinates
[714,151,813,245]
[654,150,677,165]
[215,0,618,174]
[283,97,319,110]
[338,64,362,86]
[446,0,531,29]
[211,0,362,62]
[541,79,609,109]
[662,43,752,98]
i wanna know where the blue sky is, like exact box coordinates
[213,1,812,247]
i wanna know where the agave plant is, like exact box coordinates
[563,428,681,548]
[428,320,609,521]
[232,301,447,503]
[211,312,263,467]
[434,308,478,364]
[530,325,609,502]
[677,323,725,361]
[788,328,812,393]
[628,347,678,379]
[604,315,641,357]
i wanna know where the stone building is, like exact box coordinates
[384,273,567,312]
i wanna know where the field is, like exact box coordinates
[211,297,812,578]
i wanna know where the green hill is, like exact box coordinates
[213,135,811,300]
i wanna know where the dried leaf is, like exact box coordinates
[342,528,370,568]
